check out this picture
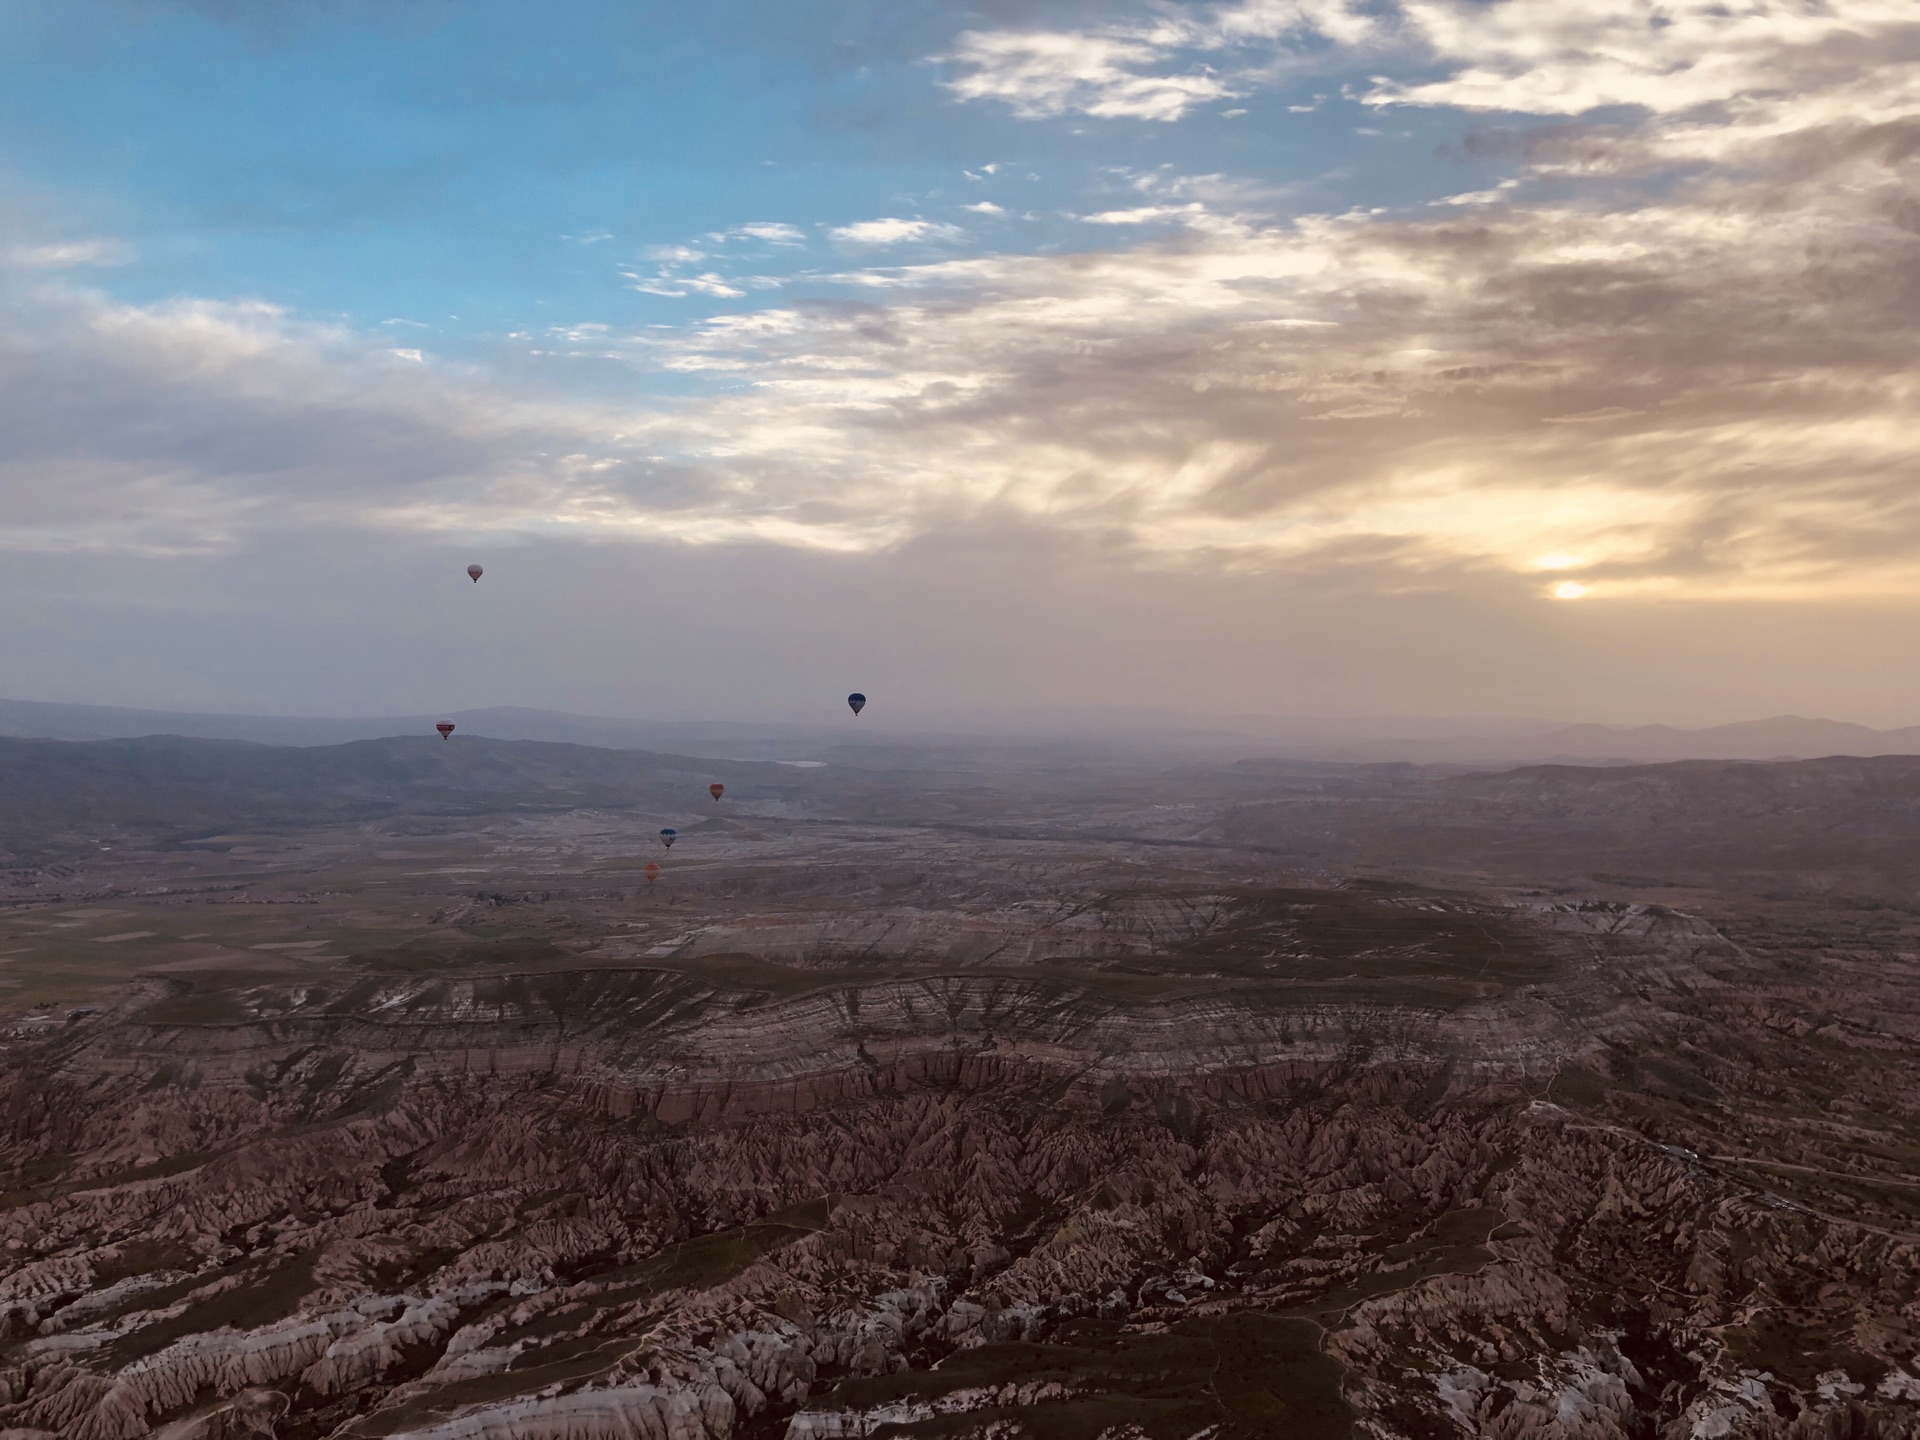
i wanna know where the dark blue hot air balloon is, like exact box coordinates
[847,693,867,716]
[659,827,677,849]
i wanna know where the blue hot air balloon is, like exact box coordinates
[659,828,677,849]
[847,693,867,716]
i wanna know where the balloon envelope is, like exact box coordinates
[435,722,455,738]
[709,783,724,801]
[659,827,677,848]
[644,861,660,882]
[847,692,867,715]
[466,564,483,582]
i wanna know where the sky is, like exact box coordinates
[2,0,1919,729]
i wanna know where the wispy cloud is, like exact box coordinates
[830,218,964,246]
[623,247,749,298]
[711,221,806,245]
[943,26,1244,121]
[3,238,133,269]
[942,0,1916,134]
[942,0,1374,121]
[1372,0,1919,118]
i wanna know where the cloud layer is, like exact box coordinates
[3,0,1920,719]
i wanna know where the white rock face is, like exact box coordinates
[1879,1370,1920,1402]
[387,1324,816,1440]
[805,1283,945,1375]
[15,1283,506,1440]
[1683,1373,1783,1440]
[389,1383,736,1440]
[1815,1368,1868,1402]
[301,1292,468,1395]
[147,1385,288,1439]
[784,1382,1073,1439]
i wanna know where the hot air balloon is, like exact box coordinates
[645,861,660,884]
[467,564,483,583]
[436,722,455,739]
[709,783,724,802]
[847,692,867,716]
[659,827,677,849]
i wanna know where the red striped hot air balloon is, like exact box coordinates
[710,783,724,801]
[436,722,455,739]
[645,862,660,884]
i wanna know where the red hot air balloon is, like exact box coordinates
[467,564,483,583]
[645,861,660,884]
[436,722,455,739]
[710,783,724,801]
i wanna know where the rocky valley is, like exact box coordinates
[0,736,1917,1439]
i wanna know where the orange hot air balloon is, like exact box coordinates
[436,722,455,739]
[467,564,483,583]
[709,783,724,801]
[645,861,660,884]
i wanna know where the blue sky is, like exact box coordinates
[0,2,1501,373]
[2,0,1919,727]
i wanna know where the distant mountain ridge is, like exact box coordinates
[0,697,1916,764]
[0,698,851,759]
[1303,714,1920,764]
[1527,715,1920,761]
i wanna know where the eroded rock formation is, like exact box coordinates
[2,883,1917,1439]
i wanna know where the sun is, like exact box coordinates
[1551,581,1589,600]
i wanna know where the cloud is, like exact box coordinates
[4,0,1919,619]
[10,92,1920,608]
[0,275,928,561]
[1371,0,1920,119]
[942,26,1244,121]
[2,239,133,269]
[942,0,1376,121]
[624,251,748,299]
[942,0,1919,138]
[720,222,806,245]
[630,108,1920,600]
[1077,202,1250,234]
[681,274,747,298]
[829,218,963,245]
